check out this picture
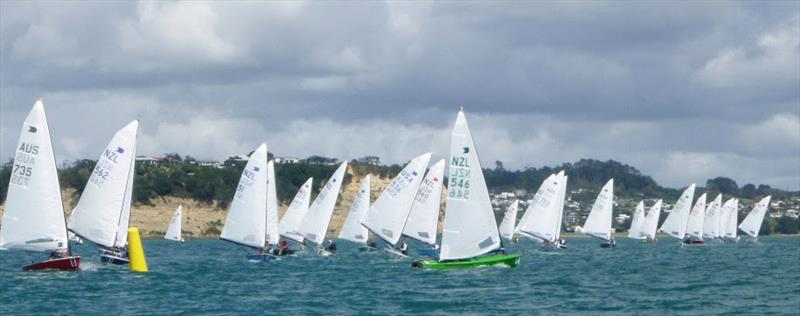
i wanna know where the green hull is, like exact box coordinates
[412,253,522,270]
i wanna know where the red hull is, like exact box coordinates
[23,256,81,271]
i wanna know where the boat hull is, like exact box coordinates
[385,247,409,258]
[358,246,376,252]
[23,256,81,271]
[683,239,705,245]
[600,243,616,248]
[412,254,522,270]
[101,254,130,265]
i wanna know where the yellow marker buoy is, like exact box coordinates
[128,227,148,272]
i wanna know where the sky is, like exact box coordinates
[1,1,798,190]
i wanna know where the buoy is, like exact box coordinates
[128,227,148,272]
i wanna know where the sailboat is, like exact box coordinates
[338,175,372,250]
[279,177,313,247]
[581,179,615,247]
[412,109,521,269]
[515,171,568,250]
[659,184,696,242]
[362,153,432,258]
[703,194,723,241]
[720,198,739,242]
[296,161,348,255]
[640,199,662,242]
[684,193,707,245]
[402,158,445,257]
[738,196,771,240]
[628,201,646,240]
[164,205,185,243]
[264,160,286,256]
[219,143,271,262]
[68,120,138,265]
[0,100,80,271]
[499,200,520,243]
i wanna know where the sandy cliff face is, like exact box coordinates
[0,172,448,240]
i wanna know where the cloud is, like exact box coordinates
[0,1,798,189]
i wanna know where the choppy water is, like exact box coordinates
[1,236,798,315]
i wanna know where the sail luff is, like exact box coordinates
[402,159,446,245]
[339,175,371,243]
[659,184,696,240]
[113,132,137,249]
[219,143,268,249]
[582,179,614,241]
[642,199,662,240]
[628,201,646,239]
[279,177,313,243]
[165,205,183,241]
[265,161,280,246]
[739,196,771,238]
[297,162,348,246]
[499,200,520,240]
[686,193,707,240]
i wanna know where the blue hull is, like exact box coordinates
[417,248,439,258]
[100,254,129,265]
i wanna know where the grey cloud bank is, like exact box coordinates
[1,1,798,189]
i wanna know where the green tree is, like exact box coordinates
[775,216,799,234]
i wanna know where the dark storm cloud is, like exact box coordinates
[1,1,798,189]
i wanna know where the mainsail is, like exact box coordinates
[515,172,563,243]
[721,198,739,239]
[363,153,431,246]
[499,200,520,241]
[641,199,663,240]
[628,201,646,239]
[581,179,614,241]
[68,121,138,249]
[703,194,723,239]
[279,177,313,243]
[659,184,696,240]
[0,100,69,253]
[739,196,771,238]
[686,193,707,240]
[297,161,348,246]
[219,143,268,249]
[402,159,445,245]
[338,175,371,243]
[165,205,183,242]
[265,161,280,246]
[439,110,501,261]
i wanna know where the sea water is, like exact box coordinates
[1,236,798,315]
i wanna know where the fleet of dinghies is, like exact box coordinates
[0,100,777,272]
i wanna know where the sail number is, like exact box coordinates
[386,168,417,198]
[10,143,39,187]
[448,158,471,200]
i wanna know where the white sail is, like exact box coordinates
[68,120,138,249]
[0,100,69,252]
[582,179,614,241]
[703,194,723,239]
[499,200,520,241]
[165,205,183,242]
[338,175,371,243]
[219,143,268,249]
[297,161,348,246]
[739,196,771,238]
[554,174,568,240]
[515,172,562,242]
[439,110,501,261]
[659,184,696,240]
[402,158,446,245]
[628,201,646,239]
[641,199,663,240]
[686,193,707,240]
[363,153,431,246]
[721,198,738,239]
[265,161,280,246]
[279,177,312,243]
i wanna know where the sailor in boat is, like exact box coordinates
[48,248,69,260]
[368,239,377,249]
[398,239,409,256]
[325,239,337,253]
[277,240,290,256]
[553,238,567,249]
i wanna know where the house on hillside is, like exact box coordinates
[305,156,338,165]
[357,156,381,165]
[135,156,160,165]
[197,160,222,168]
[275,157,300,164]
